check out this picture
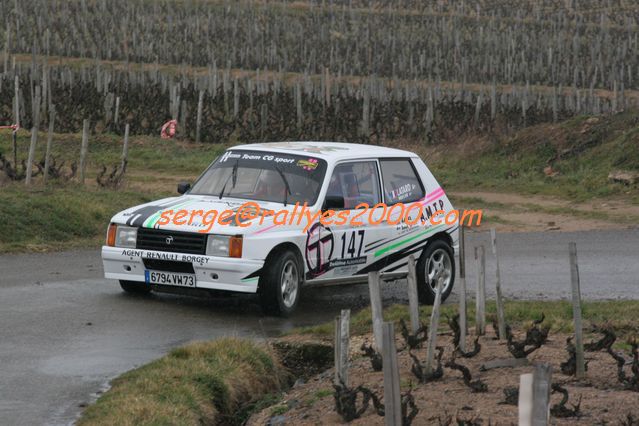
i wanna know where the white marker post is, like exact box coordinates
[518,373,534,426]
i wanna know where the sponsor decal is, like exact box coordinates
[422,199,446,220]
[120,249,210,265]
[305,226,369,277]
[297,158,319,170]
[219,150,241,163]
[259,142,349,154]
[305,222,334,277]
[329,256,366,268]
[256,154,295,164]
[390,183,416,201]
[220,150,297,165]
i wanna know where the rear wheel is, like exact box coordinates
[259,250,302,317]
[416,239,455,305]
[119,280,152,294]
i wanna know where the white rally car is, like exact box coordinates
[102,142,458,316]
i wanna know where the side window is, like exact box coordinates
[327,161,381,209]
[380,159,425,204]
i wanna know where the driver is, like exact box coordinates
[255,169,286,200]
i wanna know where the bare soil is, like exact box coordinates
[450,191,639,233]
[249,327,639,425]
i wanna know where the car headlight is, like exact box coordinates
[206,235,242,258]
[114,225,137,248]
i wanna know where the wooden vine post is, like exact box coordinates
[458,216,467,351]
[569,242,586,379]
[406,255,420,334]
[490,228,506,340]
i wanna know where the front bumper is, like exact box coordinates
[101,246,263,293]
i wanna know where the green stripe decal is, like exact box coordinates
[143,200,195,228]
[374,224,446,258]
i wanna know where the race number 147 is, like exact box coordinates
[340,230,365,259]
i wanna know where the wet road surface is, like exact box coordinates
[0,229,637,425]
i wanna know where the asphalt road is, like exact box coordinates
[0,229,637,425]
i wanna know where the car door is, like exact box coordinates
[366,158,427,273]
[318,160,385,279]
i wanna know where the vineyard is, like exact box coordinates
[2,0,639,145]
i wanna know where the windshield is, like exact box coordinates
[190,150,328,205]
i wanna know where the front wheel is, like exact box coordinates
[119,280,152,294]
[259,250,302,317]
[416,240,455,305]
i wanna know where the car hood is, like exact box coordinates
[111,195,312,234]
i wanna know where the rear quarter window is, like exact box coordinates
[379,159,425,204]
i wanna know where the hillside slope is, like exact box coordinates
[424,110,639,202]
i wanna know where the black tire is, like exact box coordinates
[416,239,455,305]
[119,280,152,294]
[259,249,302,317]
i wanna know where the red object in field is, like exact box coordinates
[0,124,19,131]
[160,119,177,139]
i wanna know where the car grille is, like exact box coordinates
[136,228,207,255]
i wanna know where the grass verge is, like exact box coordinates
[0,133,226,253]
[77,338,287,426]
[292,300,639,341]
[0,131,226,184]
[0,184,166,253]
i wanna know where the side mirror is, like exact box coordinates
[323,195,344,210]
[177,182,191,194]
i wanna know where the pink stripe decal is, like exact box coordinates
[421,187,445,205]
[252,223,279,235]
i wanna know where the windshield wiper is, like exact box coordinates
[218,160,239,199]
[275,166,292,206]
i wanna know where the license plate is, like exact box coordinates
[145,270,196,287]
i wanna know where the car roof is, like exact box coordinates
[229,141,416,161]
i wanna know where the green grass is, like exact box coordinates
[0,131,226,182]
[0,133,227,253]
[2,110,639,253]
[292,301,639,341]
[428,110,639,201]
[0,184,165,252]
[77,338,287,426]
[302,388,334,407]
[269,404,290,416]
[313,388,333,398]
[235,393,283,425]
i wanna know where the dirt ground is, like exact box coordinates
[449,191,639,233]
[249,327,639,425]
